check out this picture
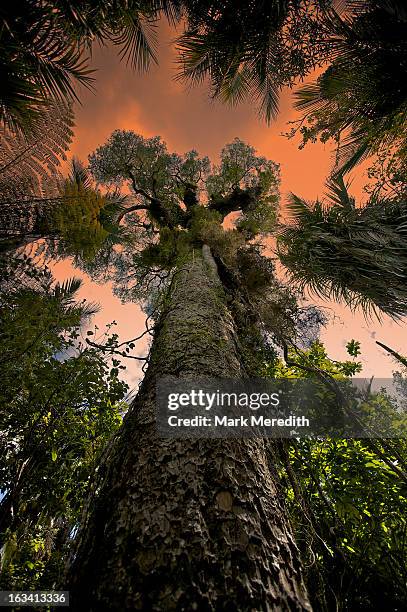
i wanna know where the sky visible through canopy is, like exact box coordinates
[52,22,406,387]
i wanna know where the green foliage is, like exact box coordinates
[0,101,76,254]
[0,101,74,201]
[235,197,277,238]
[0,2,92,134]
[89,132,279,214]
[346,339,361,358]
[139,227,192,269]
[0,154,126,266]
[188,206,245,265]
[49,174,112,262]
[365,138,407,199]
[1,6,406,607]
[288,436,407,610]
[177,0,330,121]
[0,272,128,590]
[84,132,280,303]
[264,340,362,379]
[267,341,407,610]
[89,130,210,229]
[0,1,180,134]
[278,176,407,318]
[206,138,279,238]
[206,138,279,198]
[88,132,279,239]
[293,1,407,176]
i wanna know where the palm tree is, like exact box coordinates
[294,0,407,175]
[0,157,126,260]
[0,1,180,134]
[277,175,407,318]
[0,2,92,133]
[176,0,331,122]
[49,158,127,263]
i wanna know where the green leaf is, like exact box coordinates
[346,339,361,357]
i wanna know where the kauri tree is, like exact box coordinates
[64,131,315,610]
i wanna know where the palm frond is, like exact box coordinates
[278,183,407,319]
[67,158,92,190]
[334,139,371,175]
[176,1,328,123]
[78,300,101,319]
[176,31,220,85]
[1,14,94,135]
[324,174,355,209]
[112,13,158,71]
[0,1,170,134]
[52,276,100,320]
[294,83,328,113]
[217,64,252,106]
[156,0,183,26]
[28,23,95,102]
[252,70,280,123]
[285,193,317,223]
[294,0,407,174]
[53,277,83,300]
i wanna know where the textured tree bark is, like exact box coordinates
[65,246,311,611]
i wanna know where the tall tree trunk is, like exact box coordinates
[66,246,311,611]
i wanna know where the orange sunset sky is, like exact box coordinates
[52,21,406,387]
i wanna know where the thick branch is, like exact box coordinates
[116,204,149,224]
[126,167,178,228]
[126,167,155,203]
[183,185,199,210]
[208,185,261,218]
